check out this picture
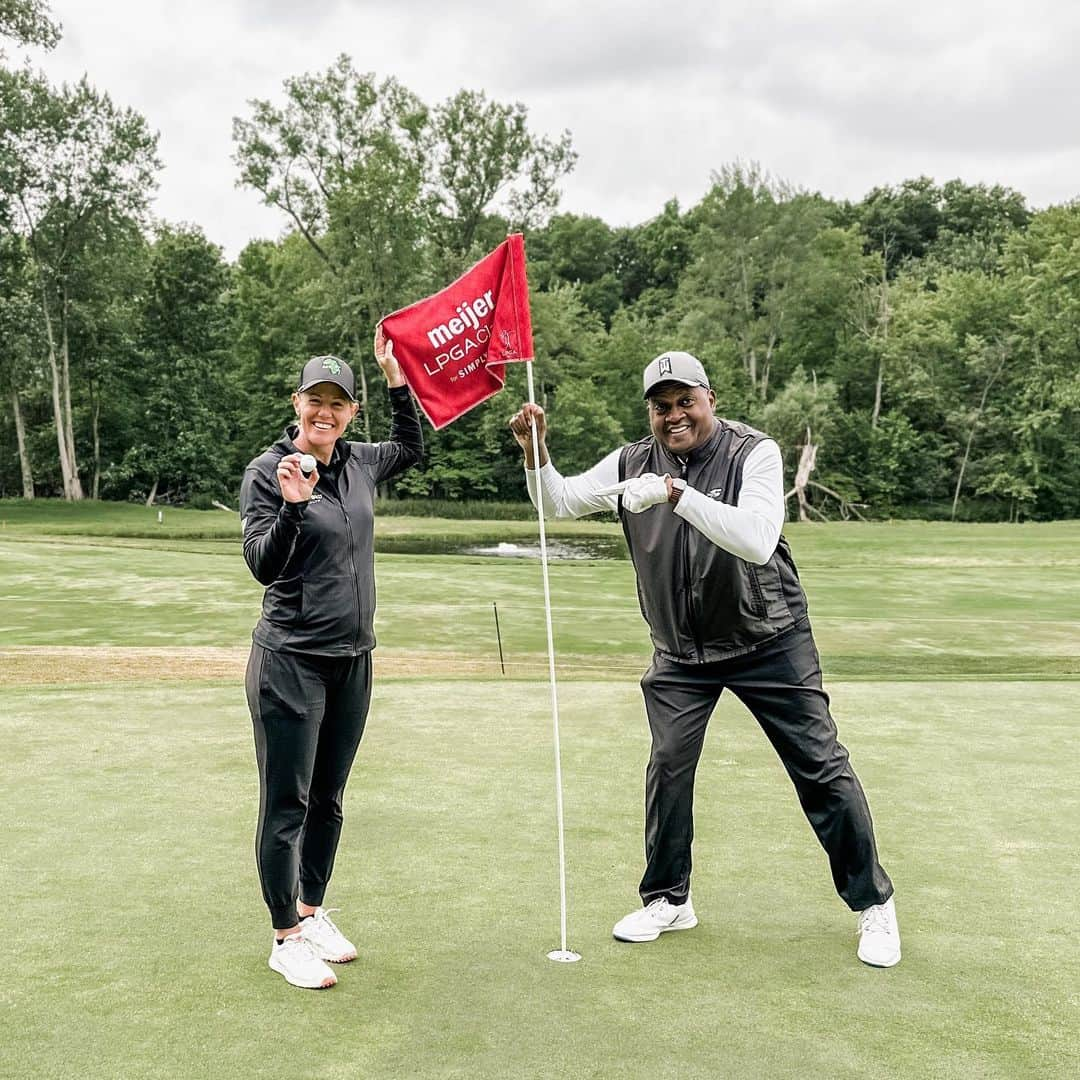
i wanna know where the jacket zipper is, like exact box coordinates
[676,458,704,662]
[327,476,363,651]
[341,500,362,651]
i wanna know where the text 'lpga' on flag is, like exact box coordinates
[377,233,534,430]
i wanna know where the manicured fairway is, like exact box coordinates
[1,507,1078,1078]
[3,516,1079,679]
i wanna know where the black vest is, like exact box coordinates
[618,419,808,663]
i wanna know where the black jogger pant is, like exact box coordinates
[638,623,893,912]
[245,644,373,929]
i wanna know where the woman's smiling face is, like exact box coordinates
[291,382,359,459]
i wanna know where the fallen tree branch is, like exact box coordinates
[807,480,868,521]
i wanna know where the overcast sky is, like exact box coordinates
[16,0,1080,258]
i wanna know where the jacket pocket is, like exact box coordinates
[266,575,303,626]
[747,561,792,623]
[746,566,768,618]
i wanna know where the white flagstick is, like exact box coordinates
[526,360,580,964]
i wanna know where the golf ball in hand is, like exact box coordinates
[299,454,317,477]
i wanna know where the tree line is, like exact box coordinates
[2,7,1078,520]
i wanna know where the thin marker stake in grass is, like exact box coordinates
[493,602,506,675]
[527,360,580,964]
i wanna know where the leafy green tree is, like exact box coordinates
[0,68,159,498]
[543,373,625,476]
[612,198,695,311]
[234,58,576,452]
[868,266,1025,518]
[677,164,835,401]
[233,57,426,273]
[589,307,673,439]
[0,233,42,495]
[108,226,235,504]
[393,406,501,499]
[993,204,1080,518]
[930,179,1031,272]
[947,333,1013,519]
[827,409,950,515]
[428,89,575,262]
[0,0,60,53]
[230,234,340,462]
[771,225,870,396]
[233,56,429,439]
[64,217,148,499]
[526,285,623,475]
[852,177,1030,277]
[850,176,942,276]
[760,366,840,519]
[531,203,696,327]
[526,213,624,322]
[529,213,613,285]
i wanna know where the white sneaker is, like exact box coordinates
[268,932,337,989]
[613,897,698,942]
[299,907,357,963]
[857,896,901,968]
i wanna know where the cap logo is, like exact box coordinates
[322,357,342,375]
[658,356,672,377]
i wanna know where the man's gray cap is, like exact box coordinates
[642,351,711,399]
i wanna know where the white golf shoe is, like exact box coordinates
[857,895,901,967]
[268,932,337,989]
[299,907,357,963]
[612,897,698,942]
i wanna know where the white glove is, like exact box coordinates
[622,472,669,513]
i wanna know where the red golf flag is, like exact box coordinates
[379,234,534,429]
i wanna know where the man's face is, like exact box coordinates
[647,383,717,454]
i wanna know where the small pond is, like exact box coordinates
[375,536,628,560]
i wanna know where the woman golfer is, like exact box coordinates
[240,330,422,989]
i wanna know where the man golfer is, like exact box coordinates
[508,351,900,967]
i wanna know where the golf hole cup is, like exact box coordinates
[299,454,317,478]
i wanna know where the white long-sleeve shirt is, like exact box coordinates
[525,439,786,565]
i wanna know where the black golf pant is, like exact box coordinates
[246,644,372,929]
[639,623,893,912]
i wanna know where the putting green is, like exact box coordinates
[2,679,1076,1079]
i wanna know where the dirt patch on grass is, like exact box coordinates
[0,646,250,686]
[0,647,638,686]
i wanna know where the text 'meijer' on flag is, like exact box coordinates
[378,233,534,430]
